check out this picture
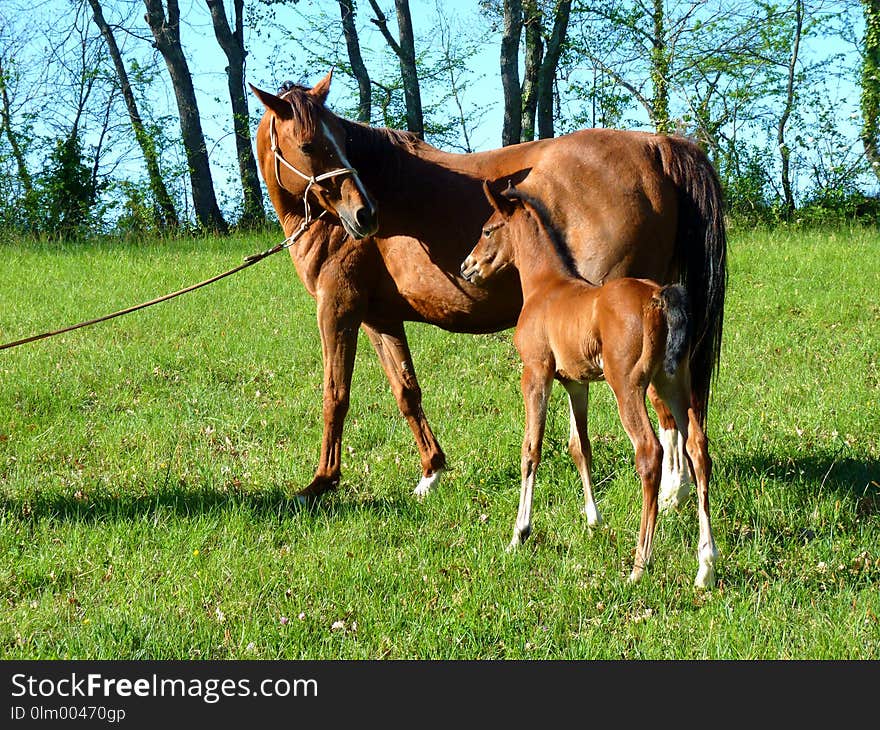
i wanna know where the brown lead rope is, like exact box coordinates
[0,214,323,353]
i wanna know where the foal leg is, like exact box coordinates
[649,385,693,513]
[362,322,446,498]
[509,363,553,551]
[562,382,602,527]
[612,384,662,583]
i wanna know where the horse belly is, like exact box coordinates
[380,239,523,333]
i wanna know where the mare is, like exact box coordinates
[461,181,717,587]
[249,71,726,508]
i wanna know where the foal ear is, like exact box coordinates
[482,179,516,219]
[309,69,333,105]
[249,84,292,119]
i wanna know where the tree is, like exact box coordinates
[368,0,424,138]
[87,0,178,231]
[535,0,571,139]
[862,0,880,182]
[143,0,227,232]
[777,0,804,216]
[500,0,523,145]
[206,0,265,228]
[338,0,372,123]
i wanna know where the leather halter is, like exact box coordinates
[269,115,356,226]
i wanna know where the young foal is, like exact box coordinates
[461,182,718,588]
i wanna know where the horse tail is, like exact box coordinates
[659,284,690,376]
[658,136,727,427]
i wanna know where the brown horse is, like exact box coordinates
[249,71,726,506]
[461,181,717,587]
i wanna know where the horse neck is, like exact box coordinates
[341,119,481,235]
[510,211,579,300]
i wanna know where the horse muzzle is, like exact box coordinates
[460,257,484,285]
[337,200,378,240]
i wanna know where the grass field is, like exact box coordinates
[1,224,878,659]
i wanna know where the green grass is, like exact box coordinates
[1,224,878,659]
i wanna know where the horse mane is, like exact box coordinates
[278,82,420,180]
[504,187,585,282]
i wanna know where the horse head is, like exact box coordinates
[250,71,378,239]
[460,180,520,285]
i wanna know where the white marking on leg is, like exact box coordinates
[508,467,535,551]
[658,426,692,512]
[567,395,602,527]
[694,502,718,589]
[413,468,442,499]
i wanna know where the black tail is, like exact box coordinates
[659,137,727,427]
[660,284,690,376]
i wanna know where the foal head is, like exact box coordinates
[250,71,378,238]
[460,181,521,285]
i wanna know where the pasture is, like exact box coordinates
[1,224,878,659]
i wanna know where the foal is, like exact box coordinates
[461,181,718,588]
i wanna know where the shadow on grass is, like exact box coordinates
[719,450,880,511]
[1,482,420,525]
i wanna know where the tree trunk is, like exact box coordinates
[778,0,803,217]
[862,0,880,182]
[536,0,571,139]
[338,0,371,123]
[143,0,227,232]
[206,0,265,228]
[88,0,178,230]
[650,0,671,133]
[501,0,523,146]
[367,0,423,138]
[520,0,541,142]
[0,56,33,197]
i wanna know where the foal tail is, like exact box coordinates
[658,136,727,427]
[659,284,690,377]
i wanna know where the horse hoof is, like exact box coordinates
[296,476,338,502]
[658,476,692,513]
[413,469,442,499]
[628,568,644,583]
[694,565,716,589]
[581,504,603,528]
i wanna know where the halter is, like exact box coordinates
[269,115,356,228]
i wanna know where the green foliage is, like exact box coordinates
[40,133,102,239]
[1,227,878,658]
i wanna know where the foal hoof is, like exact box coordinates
[295,476,339,504]
[658,476,692,514]
[694,564,716,590]
[413,469,443,500]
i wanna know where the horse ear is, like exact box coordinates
[482,179,516,219]
[309,70,333,105]
[249,84,292,119]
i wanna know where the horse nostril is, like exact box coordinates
[355,206,373,228]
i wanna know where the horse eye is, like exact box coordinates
[300,142,315,155]
[483,229,491,238]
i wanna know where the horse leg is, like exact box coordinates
[653,373,718,588]
[298,299,362,501]
[649,385,693,513]
[611,380,662,583]
[561,382,602,527]
[361,322,446,498]
[657,373,718,588]
[686,408,717,588]
[509,362,553,551]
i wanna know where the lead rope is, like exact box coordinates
[0,121,356,352]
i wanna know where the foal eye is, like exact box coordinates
[483,229,491,238]
[300,142,315,155]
